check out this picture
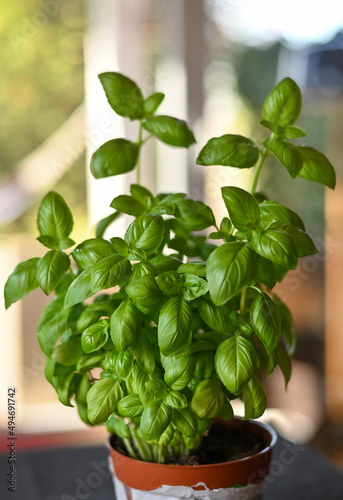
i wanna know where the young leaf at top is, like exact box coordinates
[221,186,260,230]
[296,146,336,189]
[37,191,74,240]
[206,242,257,305]
[215,335,257,395]
[98,72,144,119]
[250,292,281,353]
[4,258,39,309]
[262,77,302,128]
[264,137,303,179]
[143,92,165,118]
[142,116,196,148]
[197,134,259,169]
[90,139,139,179]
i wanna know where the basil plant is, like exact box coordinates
[4,74,335,463]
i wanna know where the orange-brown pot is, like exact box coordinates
[108,418,277,496]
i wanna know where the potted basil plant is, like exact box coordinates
[4,74,335,499]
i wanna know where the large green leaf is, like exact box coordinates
[221,186,260,230]
[117,394,144,418]
[37,191,74,240]
[37,293,72,356]
[87,378,123,424]
[126,273,163,308]
[155,271,183,296]
[251,229,298,269]
[271,223,318,258]
[242,375,267,419]
[197,297,233,334]
[36,250,70,295]
[110,195,145,216]
[143,115,196,148]
[191,379,225,419]
[4,257,39,309]
[215,336,257,394]
[125,214,165,254]
[52,336,84,366]
[264,137,303,179]
[259,200,305,230]
[207,242,257,305]
[276,299,297,356]
[139,399,171,441]
[262,77,302,128]
[175,199,216,231]
[182,275,208,301]
[110,299,141,351]
[250,292,281,353]
[172,408,198,437]
[72,239,115,269]
[98,72,144,119]
[158,296,192,356]
[91,139,139,179]
[296,146,336,189]
[163,356,195,390]
[197,134,259,169]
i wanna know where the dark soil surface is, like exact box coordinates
[112,422,268,466]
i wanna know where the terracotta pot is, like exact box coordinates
[108,418,277,499]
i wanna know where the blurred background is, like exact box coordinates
[1,0,343,465]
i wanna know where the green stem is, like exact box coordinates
[136,121,144,185]
[123,438,137,459]
[250,149,268,195]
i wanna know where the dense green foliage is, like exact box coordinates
[4,73,335,463]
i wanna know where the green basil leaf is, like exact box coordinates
[107,415,131,438]
[183,274,208,301]
[149,255,182,273]
[158,296,192,356]
[197,297,233,334]
[37,235,59,250]
[146,379,167,398]
[262,77,301,128]
[264,137,303,179]
[276,299,296,356]
[140,399,171,441]
[37,191,74,240]
[197,134,259,169]
[91,139,139,179]
[4,257,40,309]
[110,299,141,351]
[172,408,198,437]
[130,362,153,404]
[143,115,196,148]
[36,250,70,295]
[126,273,163,307]
[194,351,215,380]
[53,370,78,407]
[215,336,257,395]
[81,319,109,353]
[64,267,94,308]
[98,72,144,119]
[72,239,114,269]
[191,379,225,419]
[251,229,298,269]
[75,374,92,425]
[109,237,129,257]
[221,186,260,230]
[164,390,188,409]
[52,336,83,366]
[125,214,165,254]
[130,184,154,207]
[163,356,195,390]
[296,146,336,189]
[110,195,145,216]
[95,211,121,239]
[278,125,306,139]
[255,255,277,289]
[37,293,72,356]
[77,353,104,373]
[87,378,123,424]
[177,262,207,277]
[91,254,131,291]
[143,92,165,117]
[115,351,134,379]
[271,223,318,258]
[131,333,155,374]
[276,343,292,387]
[259,200,305,231]
[207,242,257,306]
[155,271,183,296]
[242,375,267,419]
[117,394,144,418]
[250,292,281,353]
[175,199,216,231]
